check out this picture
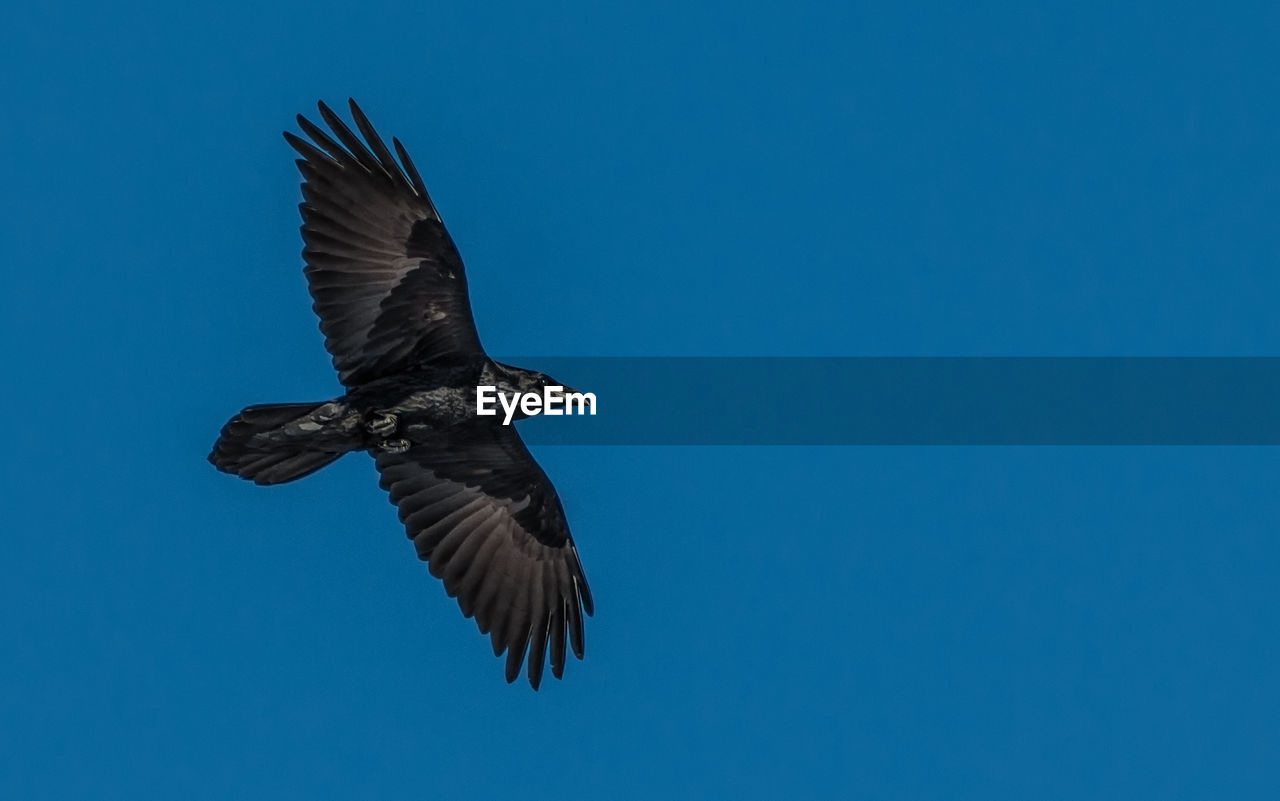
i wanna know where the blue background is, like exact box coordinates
[4,2,1279,798]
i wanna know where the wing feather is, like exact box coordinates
[526,564,551,689]
[287,100,484,386]
[375,425,593,688]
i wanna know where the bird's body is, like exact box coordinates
[209,100,593,688]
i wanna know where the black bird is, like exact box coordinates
[209,100,593,689]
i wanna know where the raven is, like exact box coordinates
[210,100,593,689]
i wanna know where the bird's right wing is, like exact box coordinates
[285,100,486,387]
[374,423,594,689]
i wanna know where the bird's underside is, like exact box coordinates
[209,99,593,689]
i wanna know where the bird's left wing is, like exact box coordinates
[374,423,594,689]
[285,100,485,387]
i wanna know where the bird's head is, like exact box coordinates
[510,368,557,394]
[484,363,594,418]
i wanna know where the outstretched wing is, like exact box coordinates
[375,424,595,689]
[285,99,485,387]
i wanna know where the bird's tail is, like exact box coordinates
[209,402,345,485]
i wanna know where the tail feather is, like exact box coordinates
[209,402,344,485]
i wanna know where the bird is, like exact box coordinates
[209,99,594,689]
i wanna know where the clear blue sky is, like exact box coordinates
[4,1,1279,798]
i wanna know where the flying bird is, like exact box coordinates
[209,99,594,689]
